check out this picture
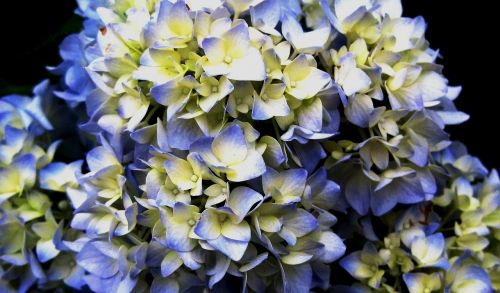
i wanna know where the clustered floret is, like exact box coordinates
[0,0,498,292]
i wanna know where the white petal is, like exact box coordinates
[227,48,266,81]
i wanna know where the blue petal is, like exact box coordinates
[402,273,426,293]
[283,209,318,237]
[59,34,84,61]
[212,124,247,165]
[425,233,445,256]
[239,252,269,272]
[226,149,266,182]
[26,95,53,130]
[161,251,183,277]
[263,167,308,203]
[250,0,281,34]
[221,220,251,242]
[86,146,119,171]
[345,171,372,215]
[296,97,323,131]
[226,186,263,222]
[208,254,231,289]
[193,209,221,240]
[208,236,248,261]
[316,231,346,263]
[36,239,59,263]
[290,141,327,173]
[454,265,493,293]
[12,154,36,188]
[77,242,118,278]
[345,94,373,128]
[151,78,179,106]
[167,118,205,150]
[252,95,290,120]
[280,264,313,293]
[370,185,399,216]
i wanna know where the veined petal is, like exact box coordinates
[194,209,221,240]
[166,221,197,252]
[151,78,183,106]
[340,252,374,279]
[212,124,248,165]
[284,54,311,82]
[223,21,250,59]
[411,233,445,266]
[221,220,251,242]
[166,0,193,37]
[452,265,492,293]
[203,61,230,77]
[77,242,118,278]
[296,97,323,131]
[345,171,372,215]
[208,236,248,261]
[289,68,331,100]
[133,66,180,85]
[250,0,280,35]
[340,67,371,97]
[259,215,282,233]
[161,251,183,277]
[190,136,221,167]
[36,239,59,263]
[402,273,427,293]
[202,37,226,64]
[283,14,330,54]
[283,209,318,237]
[226,149,266,182]
[227,48,266,81]
[281,252,314,265]
[239,252,269,272]
[316,231,346,263]
[86,146,120,172]
[252,93,290,120]
[164,157,197,191]
[227,186,263,222]
[167,118,205,150]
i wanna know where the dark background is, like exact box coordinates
[0,1,498,168]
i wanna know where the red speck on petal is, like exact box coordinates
[105,43,112,53]
[100,27,107,35]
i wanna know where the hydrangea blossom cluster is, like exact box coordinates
[0,81,81,290]
[0,0,498,292]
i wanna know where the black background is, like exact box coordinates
[0,0,498,168]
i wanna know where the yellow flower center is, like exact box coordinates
[224,56,232,64]
[211,86,219,93]
[190,175,199,182]
[188,219,196,226]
